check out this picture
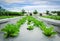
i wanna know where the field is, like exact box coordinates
[0,15,60,41]
[0,6,60,41]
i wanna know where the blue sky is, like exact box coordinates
[0,0,60,12]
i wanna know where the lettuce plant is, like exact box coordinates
[43,26,56,36]
[27,16,32,21]
[27,26,34,30]
[1,24,19,38]
[27,21,31,25]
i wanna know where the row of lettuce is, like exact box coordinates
[27,16,56,36]
[42,15,60,20]
[1,17,26,38]
[1,16,56,38]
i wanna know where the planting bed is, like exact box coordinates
[0,16,60,41]
[0,16,17,19]
[36,16,60,27]
[42,16,60,20]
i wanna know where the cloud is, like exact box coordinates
[33,0,60,1]
[32,1,48,5]
[2,0,60,4]
[4,0,25,3]
[6,5,60,12]
[0,0,60,12]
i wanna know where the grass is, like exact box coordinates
[0,16,17,19]
[42,15,60,20]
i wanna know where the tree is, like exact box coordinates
[56,11,60,16]
[21,9,26,14]
[51,11,60,16]
[51,11,56,13]
[21,9,26,16]
[0,6,1,8]
[0,6,6,16]
[40,13,42,16]
[29,13,32,16]
[33,10,38,14]
[46,10,49,15]
[0,6,3,16]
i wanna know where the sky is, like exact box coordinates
[0,0,60,12]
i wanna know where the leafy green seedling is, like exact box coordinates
[27,26,34,30]
[27,20,32,25]
[43,26,57,37]
[1,24,19,38]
